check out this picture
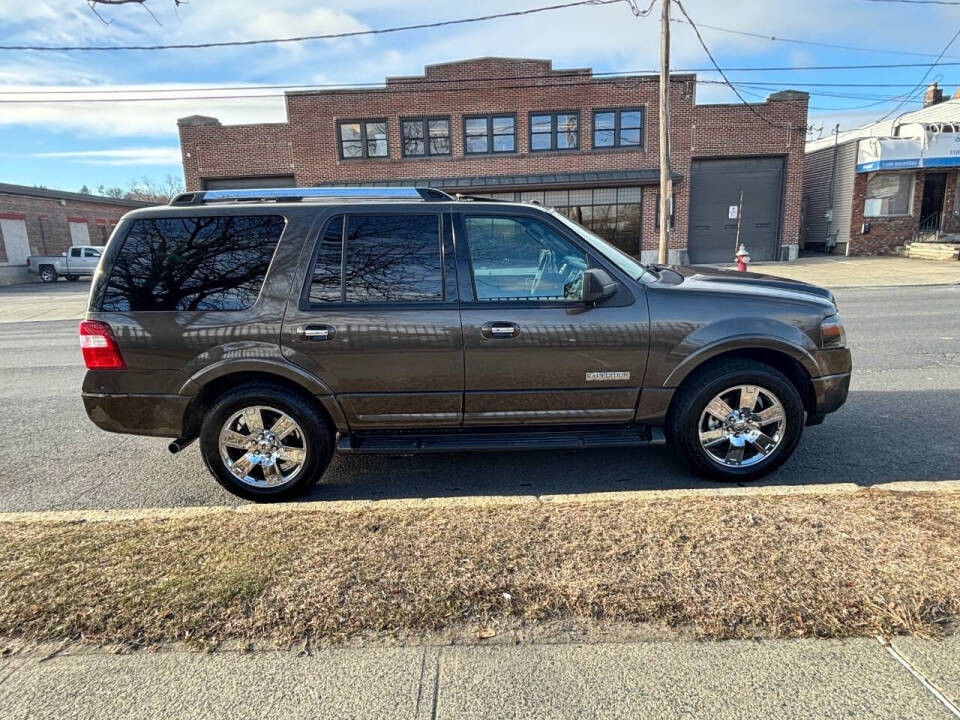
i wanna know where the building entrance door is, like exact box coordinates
[920,172,946,232]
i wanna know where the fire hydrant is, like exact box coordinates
[735,243,750,272]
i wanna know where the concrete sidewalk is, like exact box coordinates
[742,255,960,288]
[1,636,958,719]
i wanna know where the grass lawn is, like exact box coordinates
[1,489,958,648]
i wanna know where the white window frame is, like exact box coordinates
[864,171,914,218]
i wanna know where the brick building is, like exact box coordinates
[178,57,809,264]
[804,83,960,258]
[0,183,148,285]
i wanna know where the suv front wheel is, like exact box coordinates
[668,359,805,481]
[199,383,334,501]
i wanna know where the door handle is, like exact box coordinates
[296,324,336,341]
[481,321,520,339]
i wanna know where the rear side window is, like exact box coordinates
[308,214,443,304]
[101,215,284,312]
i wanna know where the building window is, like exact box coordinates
[593,108,643,149]
[338,120,389,159]
[553,187,643,256]
[530,112,579,151]
[464,115,516,154]
[401,117,451,157]
[864,172,913,217]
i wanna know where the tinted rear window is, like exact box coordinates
[101,215,284,312]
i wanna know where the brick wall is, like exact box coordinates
[178,58,809,257]
[848,168,960,255]
[0,191,145,264]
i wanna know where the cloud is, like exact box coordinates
[0,84,289,137]
[18,147,182,165]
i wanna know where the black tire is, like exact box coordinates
[65,274,80,282]
[39,266,58,283]
[667,358,805,482]
[199,383,334,502]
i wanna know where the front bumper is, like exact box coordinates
[82,392,189,438]
[810,371,851,419]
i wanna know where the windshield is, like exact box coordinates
[547,208,649,281]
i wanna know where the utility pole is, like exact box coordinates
[658,0,672,264]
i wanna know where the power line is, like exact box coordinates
[0,77,929,106]
[0,0,629,51]
[671,0,787,129]
[3,78,957,97]
[672,18,960,59]
[862,0,960,5]
[873,25,960,122]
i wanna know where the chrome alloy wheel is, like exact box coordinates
[697,385,786,468]
[218,405,307,488]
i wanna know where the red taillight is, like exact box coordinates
[79,320,125,370]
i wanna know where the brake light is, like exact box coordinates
[79,320,125,369]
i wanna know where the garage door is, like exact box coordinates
[688,157,785,263]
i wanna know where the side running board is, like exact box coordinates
[337,426,665,454]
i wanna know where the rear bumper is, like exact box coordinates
[82,392,189,438]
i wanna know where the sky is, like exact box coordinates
[1,0,960,193]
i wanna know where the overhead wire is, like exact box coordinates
[0,0,631,51]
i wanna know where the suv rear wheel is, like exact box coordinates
[668,359,804,481]
[39,266,58,283]
[199,384,334,501]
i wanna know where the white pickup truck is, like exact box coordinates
[27,245,103,283]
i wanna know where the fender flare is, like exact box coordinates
[178,359,349,434]
[662,334,819,388]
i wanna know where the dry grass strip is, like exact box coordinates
[1,489,958,648]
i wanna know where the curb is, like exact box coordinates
[1,480,957,525]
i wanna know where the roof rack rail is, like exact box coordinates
[169,187,453,206]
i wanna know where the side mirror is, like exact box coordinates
[581,268,619,304]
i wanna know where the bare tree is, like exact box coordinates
[86,0,186,25]
[91,175,184,202]
[124,174,185,203]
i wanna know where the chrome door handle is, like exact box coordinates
[481,321,520,339]
[296,324,335,341]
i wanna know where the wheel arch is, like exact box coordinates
[180,368,348,439]
[665,346,816,421]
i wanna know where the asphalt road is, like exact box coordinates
[1,283,958,512]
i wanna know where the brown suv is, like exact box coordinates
[80,187,851,500]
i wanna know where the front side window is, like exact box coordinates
[308,214,443,304]
[864,172,913,216]
[83,247,101,258]
[339,120,389,159]
[530,112,579,151]
[464,215,587,302]
[464,115,516,154]
[402,117,451,157]
[101,215,284,312]
[593,108,643,149]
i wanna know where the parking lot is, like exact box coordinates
[1,279,958,512]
